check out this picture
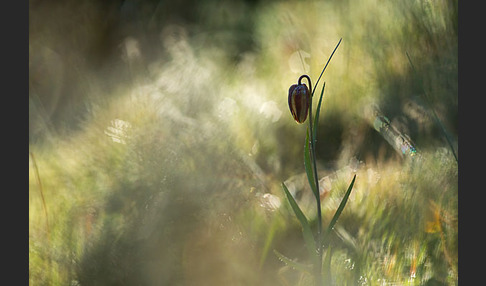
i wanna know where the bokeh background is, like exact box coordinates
[29,0,457,285]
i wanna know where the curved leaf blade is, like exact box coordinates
[281,182,317,260]
[325,174,356,236]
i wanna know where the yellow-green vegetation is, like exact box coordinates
[30,0,457,285]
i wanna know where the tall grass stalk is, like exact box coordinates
[406,52,458,163]
[30,152,50,241]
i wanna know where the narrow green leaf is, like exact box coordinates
[274,250,312,274]
[281,182,317,260]
[313,82,325,142]
[312,38,342,97]
[325,174,356,236]
[304,129,319,201]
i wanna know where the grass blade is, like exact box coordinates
[322,245,332,285]
[325,174,356,236]
[259,214,280,269]
[30,152,50,241]
[406,52,457,163]
[304,129,319,201]
[281,182,317,260]
[312,38,342,97]
[313,82,326,143]
[274,250,312,274]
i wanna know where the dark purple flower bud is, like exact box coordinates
[288,83,310,123]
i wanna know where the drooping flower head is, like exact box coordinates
[288,82,310,124]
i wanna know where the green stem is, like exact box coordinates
[299,75,322,285]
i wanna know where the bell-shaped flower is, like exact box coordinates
[288,83,310,123]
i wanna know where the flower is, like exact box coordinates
[288,83,310,123]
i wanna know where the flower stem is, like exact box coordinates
[299,74,322,285]
[310,98,323,286]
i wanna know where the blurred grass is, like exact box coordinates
[29,0,457,285]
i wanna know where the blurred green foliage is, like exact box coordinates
[30,0,457,285]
